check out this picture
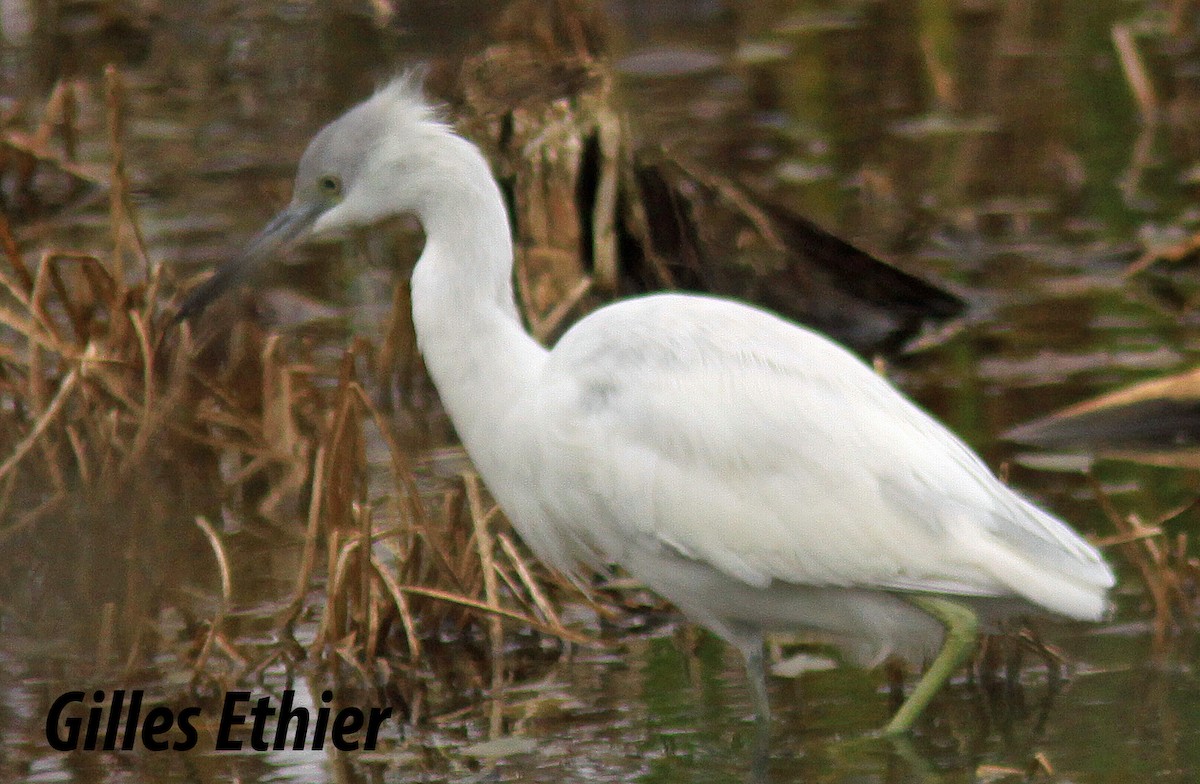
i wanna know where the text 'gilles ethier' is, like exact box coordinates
[45,689,393,752]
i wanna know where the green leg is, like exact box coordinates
[882,596,979,736]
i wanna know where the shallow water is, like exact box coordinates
[2,0,1199,782]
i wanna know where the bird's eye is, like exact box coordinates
[318,175,342,196]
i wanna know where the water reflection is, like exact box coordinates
[1,0,1199,782]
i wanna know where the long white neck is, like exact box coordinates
[409,136,548,454]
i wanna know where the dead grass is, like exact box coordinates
[1089,476,1200,651]
[0,71,598,725]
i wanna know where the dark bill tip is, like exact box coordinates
[171,202,323,325]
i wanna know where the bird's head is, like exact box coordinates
[174,75,450,322]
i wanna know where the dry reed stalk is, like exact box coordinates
[191,515,234,676]
[1113,23,1160,124]
[371,553,423,661]
[496,531,564,631]
[31,80,74,158]
[0,214,32,290]
[359,502,377,662]
[463,471,505,735]
[390,585,593,643]
[490,558,536,622]
[123,310,159,467]
[1015,629,1066,683]
[1089,475,1197,647]
[0,368,78,482]
[1093,525,1166,547]
[103,65,149,284]
[324,348,367,535]
[374,278,418,395]
[352,382,429,524]
[315,533,363,653]
[214,635,248,671]
[255,337,311,520]
[531,273,592,343]
[305,355,377,666]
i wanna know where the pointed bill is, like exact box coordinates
[172,201,324,323]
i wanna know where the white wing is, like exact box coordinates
[527,293,1113,620]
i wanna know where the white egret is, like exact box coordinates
[177,78,1115,735]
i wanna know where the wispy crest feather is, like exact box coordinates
[371,70,447,133]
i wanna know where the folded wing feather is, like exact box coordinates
[538,293,1112,619]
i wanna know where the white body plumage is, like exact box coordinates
[183,79,1115,729]
[385,76,1112,666]
[426,283,1113,665]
